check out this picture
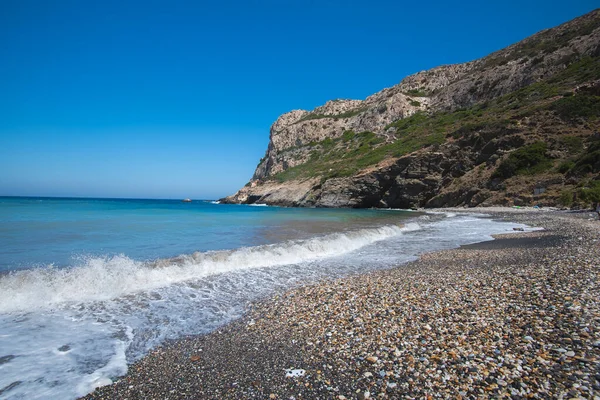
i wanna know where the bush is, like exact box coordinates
[493,141,550,179]
[551,93,600,121]
[356,131,384,147]
[321,138,334,149]
[342,130,355,142]
[570,140,600,175]
[558,135,583,154]
[559,190,573,207]
[557,161,575,173]
[577,181,600,206]
[405,89,429,97]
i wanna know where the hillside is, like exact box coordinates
[222,10,600,208]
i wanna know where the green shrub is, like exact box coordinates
[571,140,600,175]
[558,190,573,207]
[493,141,550,179]
[551,93,600,121]
[577,181,600,206]
[321,138,334,149]
[356,131,384,146]
[557,161,575,173]
[558,135,583,154]
[548,56,600,86]
[405,89,429,97]
[342,130,355,142]
[386,112,429,131]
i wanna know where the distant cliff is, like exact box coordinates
[223,10,600,208]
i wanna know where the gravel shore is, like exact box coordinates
[83,209,600,399]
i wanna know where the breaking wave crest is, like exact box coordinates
[0,223,420,313]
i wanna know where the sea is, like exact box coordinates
[0,197,535,399]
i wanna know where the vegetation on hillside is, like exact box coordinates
[491,142,551,179]
[479,17,599,70]
[559,180,600,207]
[294,108,367,124]
[267,54,600,206]
[403,89,429,97]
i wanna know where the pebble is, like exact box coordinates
[357,391,370,400]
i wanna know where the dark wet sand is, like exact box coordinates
[461,234,566,249]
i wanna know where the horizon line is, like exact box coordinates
[0,195,218,201]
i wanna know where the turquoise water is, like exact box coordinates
[0,197,409,271]
[0,197,533,399]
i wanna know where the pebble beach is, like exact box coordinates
[83,208,600,400]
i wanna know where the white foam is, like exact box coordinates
[75,326,132,397]
[0,223,419,313]
[424,210,457,217]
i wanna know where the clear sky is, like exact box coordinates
[0,0,597,199]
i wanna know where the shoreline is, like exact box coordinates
[83,208,600,399]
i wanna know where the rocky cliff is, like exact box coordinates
[223,10,600,208]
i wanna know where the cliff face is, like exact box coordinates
[224,10,600,208]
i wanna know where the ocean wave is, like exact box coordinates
[0,223,420,313]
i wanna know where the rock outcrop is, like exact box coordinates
[223,10,600,208]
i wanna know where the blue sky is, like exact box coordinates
[0,0,597,199]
